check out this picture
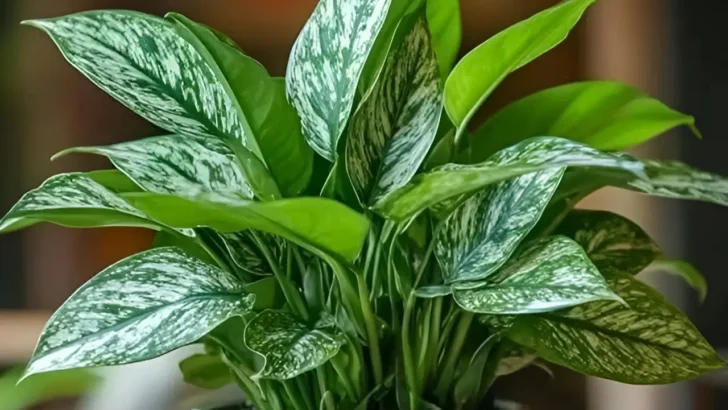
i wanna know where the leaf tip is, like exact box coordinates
[20,18,52,31]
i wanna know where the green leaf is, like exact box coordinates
[244,311,345,380]
[85,169,141,193]
[0,173,165,234]
[426,0,461,79]
[168,14,313,197]
[453,236,620,314]
[345,15,442,204]
[495,346,538,377]
[462,81,700,163]
[179,353,233,390]
[556,210,662,274]
[0,367,98,410]
[286,0,392,161]
[55,135,254,199]
[642,257,708,302]
[122,192,369,264]
[453,334,499,406]
[219,231,286,276]
[23,247,255,378]
[436,168,564,284]
[24,11,262,158]
[507,271,725,384]
[152,230,216,266]
[373,137,646,222]
[444,0,595,133]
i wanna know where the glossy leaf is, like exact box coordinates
[24,11,261,157]
[24,247,255,378]
[346,15,442,204]
[244,311,345,380]
[426,0,461,78]
[55,135,254,199]
[507,271,725,384]
[453,236,619,314]
[557,210,661,274]
[122,192,369,263]
[85,169,141,193]
[642,257,708,302]
[373,137,646,222]
[179,354,232,390]
[444,0,595,132]
[286,0,391,161]
[463,81,700,163]
[0,173,161,234]
[436,168,564,284]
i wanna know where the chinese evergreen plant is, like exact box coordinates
[4,0,726,408]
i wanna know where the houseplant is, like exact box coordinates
[3,0,726,408]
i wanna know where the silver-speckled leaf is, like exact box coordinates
[55,135,253,199]
[25,11,261,158]
[24,247,255,378]
[286,0,391,161]
[508,271,725,384]
[436,168,564,284]
[557,210,661,274]
[244,311,345,380]
[346,15,442,204]
[374,137,646,222]
[453,236,620,314]
[0,173,160,234]
[219,231,286,276]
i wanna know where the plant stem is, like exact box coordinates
[435,311,474,400]
[401,293,418,396]
[283,380,308,410]
[330,353,358,400]
[317,368,335,410]
[357,272,383,385]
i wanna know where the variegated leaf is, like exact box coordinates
[24,247,255,378]
[219,231,286,276]
[642,257,708,302]
[557,210,661,274]
[55,135,254,199]
[436,168,564,284]
[453,236,620,314]
[346,15,442,204]
[495,346,538,377]
[373,137,646,222]
[286,0,392,161]
[0,173,162,234]
[122,192,369,263]
[25,11,262,158]
[507,271,725,384]
[244,311,345,380]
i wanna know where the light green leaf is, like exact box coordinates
[462,81,700,163]
[436,168,564,284]
[414,285,452,299]
[85,169,141,193]
[373,137,646,222]
[24,247,255,378]
[346,15,442,204]
[179,353,232,390]
[426,0,461,78]
[556,210,661,274]
[286,0,392,161]
[507,271,725,384]
[453,236,620,314]
[642,257,708,302]
[168,14,313,197]
[55,135,254,199]
[0,173,163,234]
[444,0,595,134]
[0,367,98,410]
[24,11,261,158]
[244,311,345,380]
[122,192,369,263]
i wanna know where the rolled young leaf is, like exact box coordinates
[24,11,262,158]
[54,135,255,199]
[453,236,620,314]
[444,0,595,135]
[122,192,369,264]
[462,81,700,163]
[23,247,255,378]
[244,311,345,380]
[436,168,564,284]
[556,210,662,274]
[345,14,442,204]
[374,136,646,223]
[286,0,392,161]
[504,271,725,384]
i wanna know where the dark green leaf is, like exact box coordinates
[23,247,255,378]
[179,353,232,390]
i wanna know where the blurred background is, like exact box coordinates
[1,0,727,409]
